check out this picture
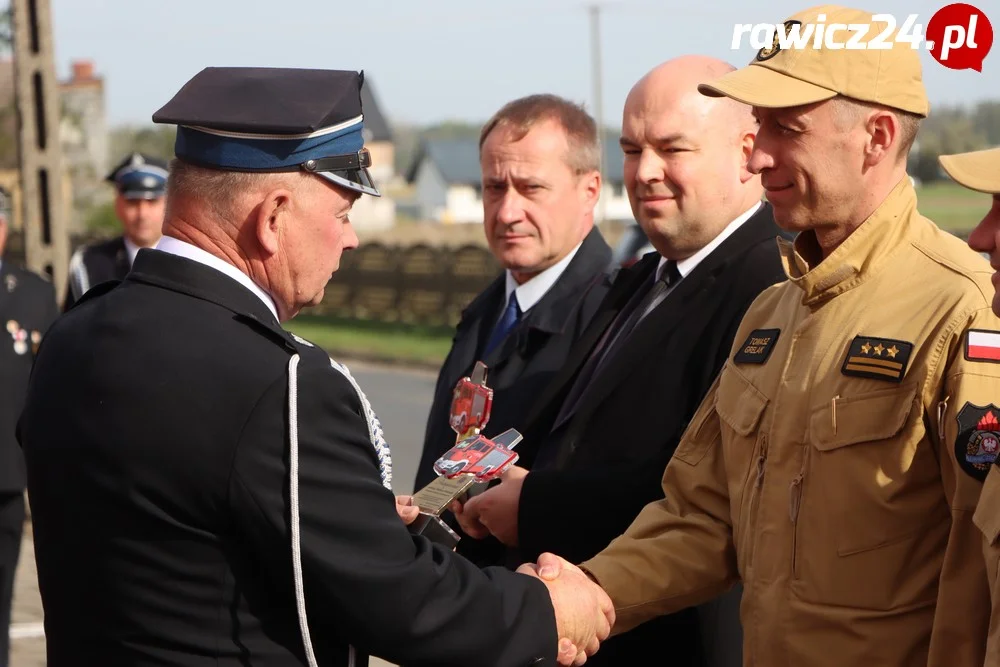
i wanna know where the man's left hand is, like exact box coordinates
[463,465,528,546]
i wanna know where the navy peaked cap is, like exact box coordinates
[151,67,380,197]
[106,152,169,200]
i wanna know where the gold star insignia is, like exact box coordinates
[886,345,898,359]
[861,342,872,354]
[873,344,884,356]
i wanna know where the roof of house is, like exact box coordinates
[406,135,626,186]
[361,79,393,143]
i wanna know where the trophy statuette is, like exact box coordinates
[408,362,522,548]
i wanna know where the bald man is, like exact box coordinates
[450,55,790,666]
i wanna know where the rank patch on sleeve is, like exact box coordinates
[840,336,913,383]
[955,403,1000,481]
[965,329,1000,364]
[734,328,780,364]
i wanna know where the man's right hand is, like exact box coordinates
[517,553,615,666]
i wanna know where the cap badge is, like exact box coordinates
[757,20,802,61]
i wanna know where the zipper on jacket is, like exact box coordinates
[789,446,810,577]
[744,434,769,571]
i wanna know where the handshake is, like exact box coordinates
[396,496,615,665]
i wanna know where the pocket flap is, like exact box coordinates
[810,383,918,451]
[716,364,769,437]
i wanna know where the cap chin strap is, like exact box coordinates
[300,148,371,173]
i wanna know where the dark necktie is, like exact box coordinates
[483,292,522,357]
[549,260,681,436]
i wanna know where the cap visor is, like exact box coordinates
[315,167,381,197]
[698,65,837,109]
[939,148,1000,195]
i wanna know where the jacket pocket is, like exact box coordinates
[808,382,934,556]
[715,363,770,573]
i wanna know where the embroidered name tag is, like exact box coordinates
[734,329,780,364]
[841,335,913,383]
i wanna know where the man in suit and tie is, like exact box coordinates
[63,152,169,311]
[413,95,611,513]
[0,211,58,667]
[453,55,790,666]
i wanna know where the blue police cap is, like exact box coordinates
[152,67,380,197]
[106,152,169,200]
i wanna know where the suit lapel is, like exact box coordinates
[451,277,505,375]
[561,203,780,437]
[114,238,130,278]
[482,227,611,375]
[520,253,657,429]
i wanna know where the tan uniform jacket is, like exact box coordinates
[583,178,998,666]
[975,466,1000,664]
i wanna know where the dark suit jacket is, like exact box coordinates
[18,249,559,667]
[414,227,612,495]
[62,236,130,311]
[0,261,57,494]
[508,204,789,666]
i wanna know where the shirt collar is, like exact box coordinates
[123,237,141,267]
[153,235,280,322]
[779,176,917,306]
[502,239,583,312]
[657,200,762,281]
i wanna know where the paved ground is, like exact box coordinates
[9,361,437,666]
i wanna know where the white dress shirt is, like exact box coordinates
[644,200,763,316]
[499,239,584,318]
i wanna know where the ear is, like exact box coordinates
[254,188,292,256]
[738,128,758,184]
[863,110,897,168]
[580,170,602,208]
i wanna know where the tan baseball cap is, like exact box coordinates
[699,4,929,117]
[939,147,1000,194]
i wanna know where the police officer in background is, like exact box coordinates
[939,145,1000,664]
[0,207,58,667]
[63,152,168,310]
[17,67,612,667]
[536,6,1000,666]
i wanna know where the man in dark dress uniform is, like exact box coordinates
[0,211,58,667]
[63,152,168,310]
[17,67,613,667]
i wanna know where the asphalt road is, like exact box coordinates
[10,361,438,667]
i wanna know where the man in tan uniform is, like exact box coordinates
[532,6,1000,666]
[940,145,1000,664]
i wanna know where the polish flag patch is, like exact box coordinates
[966,330,1000,363]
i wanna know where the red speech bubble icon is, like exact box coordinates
[927,3,993,71]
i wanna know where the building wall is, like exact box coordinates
[366,141,395,186]
[413,160,449,220]
[442,185,483,224]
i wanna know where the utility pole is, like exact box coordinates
[11,0,70,299]
[589,3,607,224]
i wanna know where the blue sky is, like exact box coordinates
[27,0,1000,129]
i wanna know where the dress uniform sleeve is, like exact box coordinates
[928,306,998,666]
[579,375,738,635]
[229,361,558,667]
